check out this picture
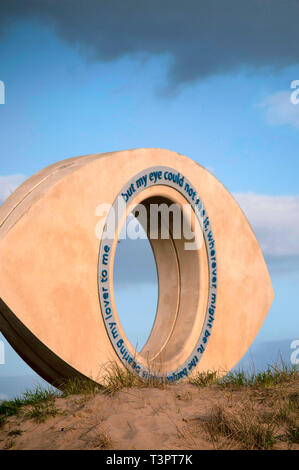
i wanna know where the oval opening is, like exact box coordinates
[113,214,158,352]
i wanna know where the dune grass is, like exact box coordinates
[0,386,59,419]
[23,400,62,423]
[57,376,102,397]
[192,364,299,449]
[188,370,219,387]
[203,382,299,450]
[189,363,298,389]
[0,362,169,428]
[0,385,60,426]
[220,363,298,388]
[100,361,168,395]
[0,360,297,450]
[204,403,278,450]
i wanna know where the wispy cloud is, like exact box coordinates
[234,193,299,273]
[0,174,26,205]
[260,90,299,130]
[117,192,299,284]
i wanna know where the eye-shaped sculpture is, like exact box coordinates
[0,149,274,384]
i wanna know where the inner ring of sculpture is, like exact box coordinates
[98,166,217,381]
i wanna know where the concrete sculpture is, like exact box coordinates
[0,149,274,385]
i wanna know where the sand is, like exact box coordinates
[0,382,298,450]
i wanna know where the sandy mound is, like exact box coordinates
[0,381,298,450]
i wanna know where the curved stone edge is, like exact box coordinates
[0,297,90,388]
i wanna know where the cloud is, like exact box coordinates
[260,90,299,130]
[234,192,299,275]
[115,193,299,285]
[2,1,299,92]
[0,174,26,205]
[234,192,299,257]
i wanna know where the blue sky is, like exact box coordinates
[0,3,299,398]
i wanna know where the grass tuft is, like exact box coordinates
[57,376,102,397]
[188,370,219,387]
[0,385,60,427]
[23,400,61,423]
[286,425,299,444]
[101,361,168,395]
[93,429,112,449]
[188,364,298,390]
[219,363,298,389]
[204,404,277,449]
